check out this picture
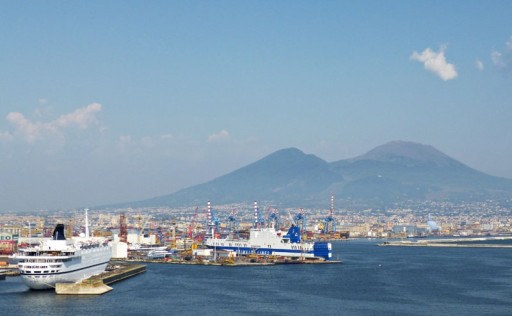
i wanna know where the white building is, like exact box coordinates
[111,241,128,259]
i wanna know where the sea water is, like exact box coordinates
[1,239,512,315]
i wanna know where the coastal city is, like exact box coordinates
[2,198,512,258]
[2,196,512,299]
[3,1,512,313]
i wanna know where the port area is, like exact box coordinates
[55,263,145,295]
[0,266,20,277]
[0,257,20,278]
[378,236,512,248]
[122,251,342,266]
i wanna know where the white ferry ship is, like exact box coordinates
[16,210,111,290]
[204,202,332,260]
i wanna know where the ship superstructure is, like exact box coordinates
[16,210,111,290]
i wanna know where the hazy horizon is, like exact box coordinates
[1,1,511,211]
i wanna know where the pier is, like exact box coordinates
[55,263,146,295]
[0,266,20,277]
[126,255,342,266]
[378,236,512,248]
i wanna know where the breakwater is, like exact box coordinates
[56,263,146,295]
[379,236,512,248]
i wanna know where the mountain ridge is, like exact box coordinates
[105,141,512,209]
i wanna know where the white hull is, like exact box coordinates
[18,241,111,290]
[205,226,332,260]
[21,261,109,290]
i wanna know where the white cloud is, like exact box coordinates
[410,46,458,81]
[6,112,43,143]
[141,136,156,148]
[491,51,504,67]
[33,106,52,119]
[476,59,484,71]
[160,133,174,140]
[116,135,132,151]
[491,36,512,70]
[119,135,132,143]
[5,103,103,143]
[0,131,13,142]
[54,103,102,129]
[208,130,230,142]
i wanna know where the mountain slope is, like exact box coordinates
[329,141,512,204]
[113,141,512,209]
[135,148,342,207]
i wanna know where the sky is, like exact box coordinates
[1,1,512,211]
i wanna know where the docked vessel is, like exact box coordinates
[204,202,332,260]
[16,210,111,290]
[146,249,174,259]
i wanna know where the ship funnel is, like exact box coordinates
[84,208,90,238]
[52,224,66,240]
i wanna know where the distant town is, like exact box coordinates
[2,198,512,255]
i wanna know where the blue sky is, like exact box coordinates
[1,1,511,211]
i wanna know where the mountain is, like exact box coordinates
[129,148,341,208]
[329,141,512,205]
[113,141,512,209]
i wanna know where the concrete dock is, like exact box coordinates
[130,256,342,266]
[56,263,146,295]
[0,265,20,276]
[55,279,113,295]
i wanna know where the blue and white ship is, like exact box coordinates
[204,202,332,260]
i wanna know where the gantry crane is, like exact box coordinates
[323,194,337,234]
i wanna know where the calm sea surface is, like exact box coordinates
[2,239,512,315]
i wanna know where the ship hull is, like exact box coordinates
[18,246,111,290]
[205,227,332,260]
[205,244,317,258]
[21,261,109,290]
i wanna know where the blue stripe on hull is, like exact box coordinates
[313,242,332,260]
[207,245,313,256]
[206,245,333,259]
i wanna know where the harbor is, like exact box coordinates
[115,200,343,267]
[125,254,342,266]
[4,201,343,295]
[0,257,146,295]
[3,239,512,315]
[0,258,20,278]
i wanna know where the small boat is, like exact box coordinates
[146,249,174,259]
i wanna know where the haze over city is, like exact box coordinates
[1,1,512,211]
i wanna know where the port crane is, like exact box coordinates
[169,217,177,249]
[187,207,199,239]
[119,213,128,243]
[323,194,337,234]
[138,215,152,244]
[206,201,221,238]
[226,209,239,238]
[253,201,265,229]
[267,208,280,229]
[293,208,307,233]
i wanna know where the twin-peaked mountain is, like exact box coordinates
[124,141,512,209]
